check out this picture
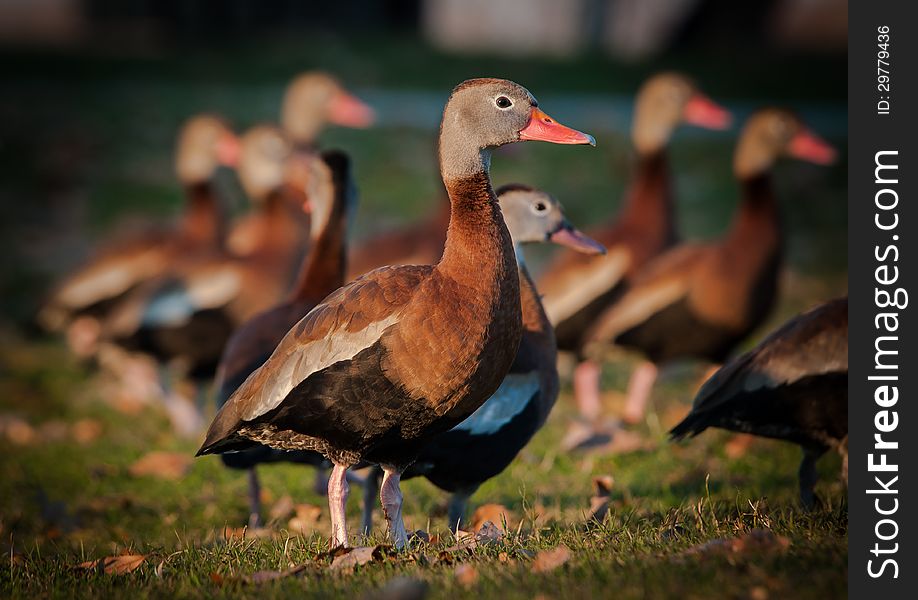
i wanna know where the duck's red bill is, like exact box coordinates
[788,129,837,165]
[216,133,242,167]
[683,94,732,130]
[328,91,376,128]
[520,109,596,146]
[550,225,606,255]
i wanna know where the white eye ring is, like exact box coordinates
[530,200,548,215]
[495,96,513,109]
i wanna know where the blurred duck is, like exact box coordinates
[227,71,373,257]
[346,202,449,281]
[37,115,240,356]
[582,109,837,425]
[102,126,315,433]
[362,184,605,531]
[670,297,848,507]
[196,78,596,549]
[536,73,731,429]
[214,150,358,527]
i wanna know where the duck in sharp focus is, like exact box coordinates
[214,149,358,528]
[582,108,837,425]
[197,78,596,550]
[670,296,848,508]
[37,114,240,357]
[536,73,731,429]
[362,183,605,532]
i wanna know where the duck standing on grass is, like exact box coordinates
[361,184,605,532]
[670,296,848,508]
[581,109,836,427]
[197,78,596,549]
[536,73,731,440]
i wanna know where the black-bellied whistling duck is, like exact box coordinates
[226,72,373,256]
[346,202,450,281]
[196,78,595,549]
[582,109,837,425]
[362,184,605,532]
[671,297,848,507]
[101,126,314,433]
[536,73,731,428]
[214,150,357,527]
[282,71,375,149]
[37,115,240,356]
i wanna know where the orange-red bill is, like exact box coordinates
[788,129,837,165]
[519,108,596,146]
[682,94,732,130]
[328,90,375,128]
[549,224,606,255]
[215,132,242,167]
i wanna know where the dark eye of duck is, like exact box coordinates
[495,96,513,109]
[530,200,548,215]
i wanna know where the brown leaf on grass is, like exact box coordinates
[682,529,791,559]
[454,563,479,588]
[76,554,146,575]
[72,419,103,445]
[330,545,393,572]
[288,503,322,534]
[128,451,192,480]
[444,521,503,553]
[0,415,35,445]
[269,494,295,522]
[531,545,572,573]
[470,503,513,532]
[589,475,614,521]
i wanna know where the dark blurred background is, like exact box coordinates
[0,0,847,325]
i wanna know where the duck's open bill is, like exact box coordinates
[683,94,732,130]
[788,129,837,165]
[550,223,606,255]
[520,108,596,146]
[328,90,376,128]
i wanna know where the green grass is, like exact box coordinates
[0,333,847,599]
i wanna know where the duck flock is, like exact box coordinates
[37,71,848,549]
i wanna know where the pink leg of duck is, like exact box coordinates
[623,361,658,424]
[327,464,350,548]
[573,359,602,422]
[379,466,408,549]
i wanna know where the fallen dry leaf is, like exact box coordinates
[76,554,146,575]
[222,526,273,540]
[470,503,512,532]
[330,545,392,572]
[288,503,322,534]
[532,545,572,573]
[0,415,35,445]
[454,563,479,588]
[128,451,192,480]
[445,521,503,553]
[72,419,103,445]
